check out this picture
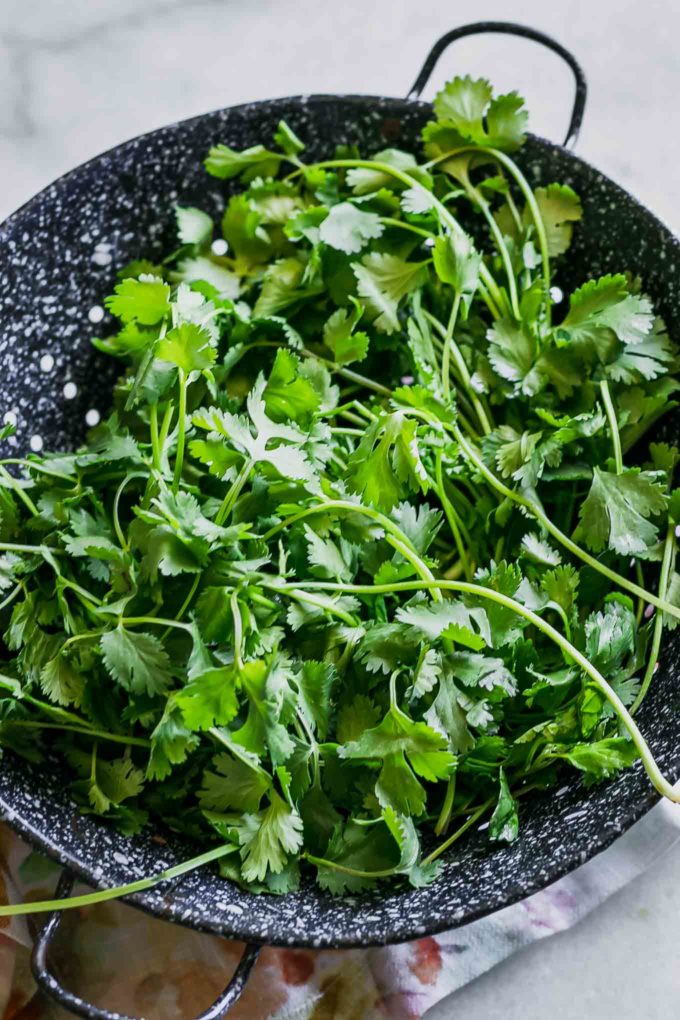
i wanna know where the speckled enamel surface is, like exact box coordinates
[0,96,679,949]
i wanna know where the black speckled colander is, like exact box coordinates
[1,22,679,1020]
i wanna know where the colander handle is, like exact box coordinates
[30,871,261,1020]
[408,21,587,149]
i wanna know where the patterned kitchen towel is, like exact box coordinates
[1,799,679,1019]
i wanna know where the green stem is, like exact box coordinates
[269,586,359,626]
[0,459,74,482]
[0,583,22,614]
[215,458,253,526]
[112,472,146,552]
[441,294,461,401]
[380,216,435,240]
[423,799,494,865]
[435,450,472,582]
[452,425,680,622]
[276,577,680,803]
[149,404,161,472]
[600,381,623,474]
[121,616,192,632]
[158,400,175,457]
[263,499,440,599]
[230,590,244,670]
[0,466,38,517]
[430,146,552,322]
[631,525,676,715]
[4,720,151,748]
[424,310,493,434]
[435,772,457,835]
[172,370,188,493]
[0,843,234,918]
[485,147,552,324]
[465,181,521,320]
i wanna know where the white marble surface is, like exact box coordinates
[2,1,680,1016]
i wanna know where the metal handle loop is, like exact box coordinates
[408,21,587,148]
[31,872,261,1020]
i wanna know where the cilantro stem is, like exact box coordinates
[440,294,461,401]
[0,582,22,614]
[285,577,680,802]
[263,499,441,599]
[452,425,680,622]
[435,450,472,581]
[208,727,272,780]
[423,798,495,865]
[435,771,457,835]
[230,590,244,670]
[149,404,161,472]
[271,586,359,626]
[172,370,188,493]
[0,843,234,918]
[335,367,391,397]
[121,616,192,632]
[113,471,146,552]
[0,466,38,517]
[0,459,74,482]
[485,147,551,324]
[431,146,552,323]
[215,458,253,526]
[159,400,174,455]
[631,524,676,715]
[169,574,201,632]
[4,720,151,748]
[380,217,434,240]
[423,309,493,434]
[0,541,60,556]
[303,854,401,881]
[464,180,521,320]
[600,381,623,474]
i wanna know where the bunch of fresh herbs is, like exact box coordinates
[1,76,679,907]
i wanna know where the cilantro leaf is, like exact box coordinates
[352,253,427,333]
[100,628,173,696]
[175,206,213,247]
[237,791,304,882]
[322,306,370,366]
[156,323,216,375]
[318,202,384,254]
[430,77,527,152]
[105,277,170,325]
[489,768,519,842]
[577,467,668,554]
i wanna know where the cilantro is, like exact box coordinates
[318,202,384,254]
[353,253,427,333]
[101,628,173,696]
[1,70,677,907]
[489,768,519,842]
[104,277,170,325]
[577,467,668,554]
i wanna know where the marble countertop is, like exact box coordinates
[2,1,679,1016]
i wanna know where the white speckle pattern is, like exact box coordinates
[3,411,17,426]
[211,238,228,256]
[29,434,43,452]
[0,95,678,950]
[88,305,105,324]
[40,354,54,373]
[85,408,100,426]
[550,285,564,302]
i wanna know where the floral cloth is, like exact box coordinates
[1,801,679,1019]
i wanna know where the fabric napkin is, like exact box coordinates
[1,800,679,1019]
